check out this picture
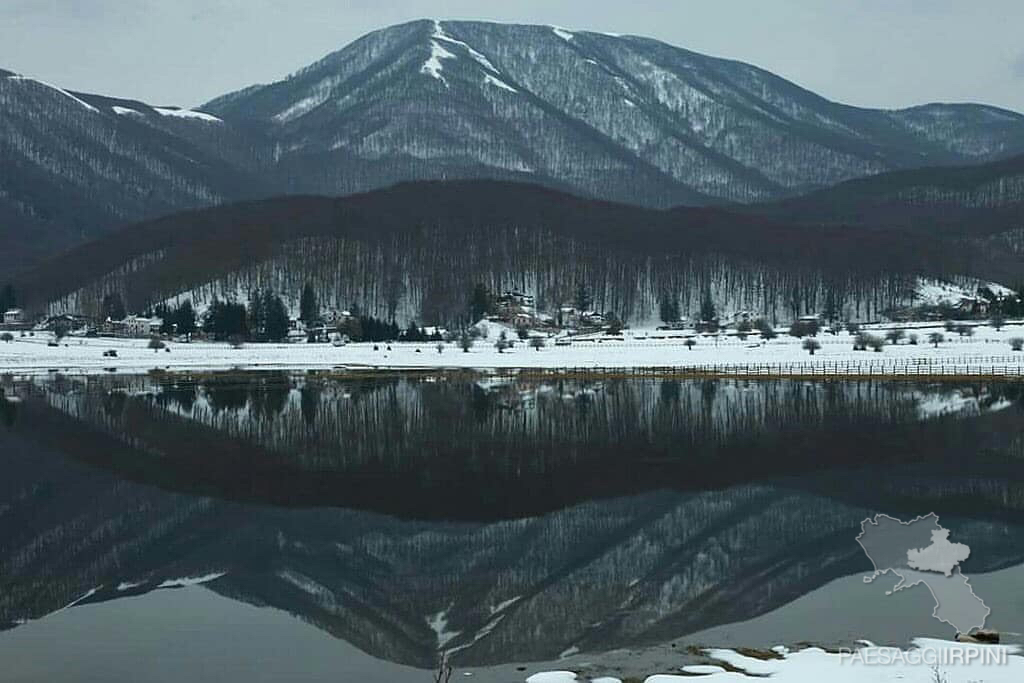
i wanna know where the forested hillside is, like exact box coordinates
[15,181,994,326]
[0,70,270,271]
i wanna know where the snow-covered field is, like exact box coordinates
[2,321,1024,376]
[528,638,1024,682]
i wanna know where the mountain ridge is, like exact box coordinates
[4,19,1024,274]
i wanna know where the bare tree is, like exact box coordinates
[685,338,696,351]
[495,330,510,353]
[529,336,546,351]
[802,338,821,355]
[754,318,776,340]
[990,314,1006,331]
[885,329,905,345]
[1010,337,1024,351]
[861,334,885,352]
[928,332,944,348]
[459,331,474,353]
[52,320,71,343]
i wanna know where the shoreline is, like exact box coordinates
[3,331,1024,379]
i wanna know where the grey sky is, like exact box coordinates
[1,0,1022,112]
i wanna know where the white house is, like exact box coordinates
[3,309,24,325]
[120,315,161,338]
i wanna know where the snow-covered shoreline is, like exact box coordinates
[3,322,1024,377]
[527,638,1024,682]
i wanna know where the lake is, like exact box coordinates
[1,372,1022,681]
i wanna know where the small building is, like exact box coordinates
[495,291,535,314]
[323,309,354,325]
[118,315,161,338]
[728,311,751,325]
[3,309,24,325]
[38,313,90,333]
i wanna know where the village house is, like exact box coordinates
[38,313,90,333]
[494,291,535,318]
[3,308,25,326]
[323,309,354,326]
[118,315,162,338]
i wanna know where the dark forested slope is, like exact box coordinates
[16,181,984,325]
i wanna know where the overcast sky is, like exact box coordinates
[2,0,1022,112]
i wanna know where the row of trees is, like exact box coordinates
[154,301,197,336]
[660,290,720,331]
[202,291,293,342]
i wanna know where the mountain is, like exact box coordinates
[4,20,1024,273]
[745,153,1024,284]
[203,20,1024,207]
[16,181,969,325]
[0,70,273,271]
[751,152,1024,231]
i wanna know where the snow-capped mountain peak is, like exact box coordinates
[201,19,1024,207]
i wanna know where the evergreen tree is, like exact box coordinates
[353,315,400,342]
[699,289,717,323]
[0,284,16,313]
[248,290,266,339]
[160,300,197,335]
[339,316,363,342]
[203,300,248,340]
[263,292,290,342]
[300,283,319,324]
[823,288,839,322]
[403,321,426,342]
[177,300,197,335]
[659,293,680,324]
[469,283,492,322]
[573,283,593,312]
[101,292,126,321]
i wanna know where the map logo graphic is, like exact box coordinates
[856,513,989,634]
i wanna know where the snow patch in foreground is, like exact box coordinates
[526,672,578,683]
[528,638,1024,682]
[157,572,226,588]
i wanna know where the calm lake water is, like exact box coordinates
[1,372,1023,682]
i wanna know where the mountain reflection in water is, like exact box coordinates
[0,372,1022,669]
